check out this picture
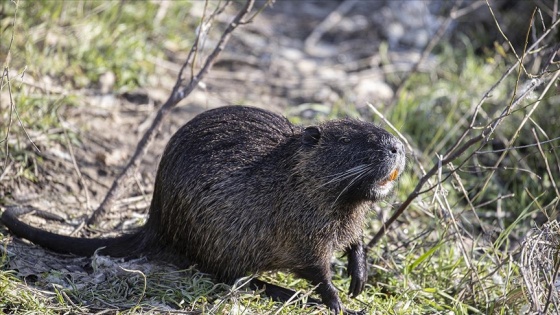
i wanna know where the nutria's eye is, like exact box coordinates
[339,137,351,144]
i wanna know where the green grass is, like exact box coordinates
[1,1,558,314]
[2,0,195,91]
[0,245,63,315]
[1,0,194,186]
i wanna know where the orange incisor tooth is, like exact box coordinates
[389,169,399,181]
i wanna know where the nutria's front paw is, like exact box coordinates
[348,264,367,297]
[347,242,367,297]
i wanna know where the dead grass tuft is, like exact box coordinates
[520,219,560,314]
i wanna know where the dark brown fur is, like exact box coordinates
[2,105,405,314]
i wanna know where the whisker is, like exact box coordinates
[330,165,376,207]
[318,165,369,187]
[322,164,369,179]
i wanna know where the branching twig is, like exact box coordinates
[2,67,40,159]
[366,16,560,249]
[367,132,485,248]
[532,128,560,200]
[87,0,258,226]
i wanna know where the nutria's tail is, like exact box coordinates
[1,206,144,257]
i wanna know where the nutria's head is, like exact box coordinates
[297,119,405,204]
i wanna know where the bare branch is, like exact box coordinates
[87,0,257,226]
[366,16,560,249]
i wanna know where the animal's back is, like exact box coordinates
[145,106,304,281]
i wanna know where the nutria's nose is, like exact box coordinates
[388,140,404,155]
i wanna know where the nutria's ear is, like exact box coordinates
[302,126,321,146]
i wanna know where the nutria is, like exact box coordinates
[2,105,405,314]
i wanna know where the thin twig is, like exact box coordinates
[367,132,484,248]
[1,68,14,169]
[475,136,560,154]
[4,67,40,156]
[0,0,19,170]
[532,129,560,199]
[87,0,257,226]
[368,73,550,247]
[447,17,560,158]
[471,70,559,204]
[485,1,536,79]
[60,118,91,212]
[367,16,560,249]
